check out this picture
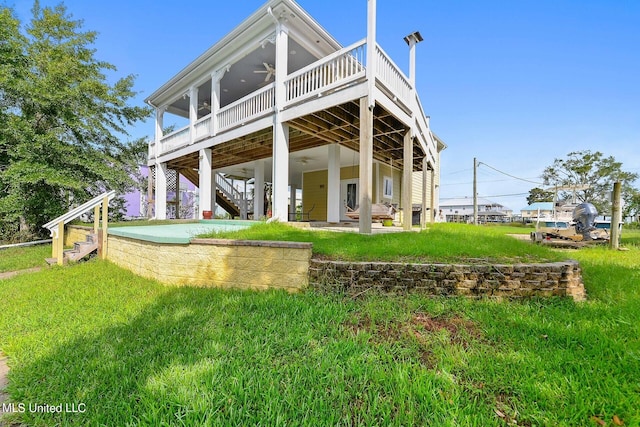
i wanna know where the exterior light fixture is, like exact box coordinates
[403,31,423,45]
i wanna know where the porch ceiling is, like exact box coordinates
[165,102,427,173]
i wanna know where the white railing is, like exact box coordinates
[215,174,244,206]
[148,141,156,160]
[43,190,116,265]
[286,39,366,104]
[375,44,412,107]
[215,173,254,217]
[43,190,116,233]
[217,83,275,131]
[193,115,211,141]
[159,126,190,154]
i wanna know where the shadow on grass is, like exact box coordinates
[7,287,331,426]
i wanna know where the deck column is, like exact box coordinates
[421,158,428,229]
[155,162,168,220]
[272,122,289,222]
[431,167,437,223]
[254,160,265,218]
[402,131,413,231]
[189,86,198,144]
[272,19,289,222]
[210,70,224,136]
[359,97,373,234]
[290,185,297,219]
[327,144,341,223]
[199,148,212,218]
[153,106,165,158]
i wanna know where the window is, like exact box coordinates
[383,176,393,198]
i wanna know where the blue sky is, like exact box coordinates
[11,0,640,211]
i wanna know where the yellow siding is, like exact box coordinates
[302,170,328,221]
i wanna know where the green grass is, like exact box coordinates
[0,244,50,273]
[201,222,564,264]
[0,227,638,426]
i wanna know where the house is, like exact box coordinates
[439,197,512,223]
[123,165,197,220]
[145,0,446,233]
[521,202,554,222]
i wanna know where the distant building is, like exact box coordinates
[520,202,554,222]
[123,165,197,219]
[439,197,512,223]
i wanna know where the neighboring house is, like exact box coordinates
[521,202,554,222]
[145,0,446,233]
[439,197,512,223]
[124,165,197,219]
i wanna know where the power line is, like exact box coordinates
[477,161,544,186]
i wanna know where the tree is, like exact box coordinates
[526,187,554,205]
[623,189,640,223]
[541,150,638,214]
[0,2,151,241]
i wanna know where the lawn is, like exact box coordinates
[0,245,50,273]
[200,222,564,264]
[0,225,638,426]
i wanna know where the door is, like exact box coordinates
[340,179,359,221]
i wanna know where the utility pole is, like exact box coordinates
[473,157,478,225]
[610,182,621,250]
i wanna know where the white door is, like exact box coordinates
[340,179,359,221]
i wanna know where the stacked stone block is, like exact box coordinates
[308,259,586,301]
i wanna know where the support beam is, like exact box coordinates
[290,185,297,219]
[189,86,198,144]
[155,162,168,220]
[366,0,377,109]
[430,166,436,223]
[254,160,265,219]
[175,170,181,219]
[199,148,212,218]
[272,122,289,221]
[359,97,373,234]
[327,144,341,223]
[421,158,428,229]
[402,131,413,231]
[272,19,289,222]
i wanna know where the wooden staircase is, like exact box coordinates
[46,233,98,265]
[179,168,244,218]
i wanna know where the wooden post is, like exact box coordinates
[93,205,100,235]
[101,196,109,259]
[359,96,373,234]
[610,182,621,250]
[56,222,64,266]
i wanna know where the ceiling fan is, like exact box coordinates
[254,62,275,82]
[198,101,211,111]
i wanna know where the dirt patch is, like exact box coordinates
[344,312,484,368]
[0,352,9,418]
[0,267,42,280]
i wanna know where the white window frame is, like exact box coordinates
[383,176,393,199]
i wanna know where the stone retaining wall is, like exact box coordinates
[107,235,312,292]
[309,259,586,301]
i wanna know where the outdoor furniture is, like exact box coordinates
[289,204,315,221]
[345,203,396,221]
